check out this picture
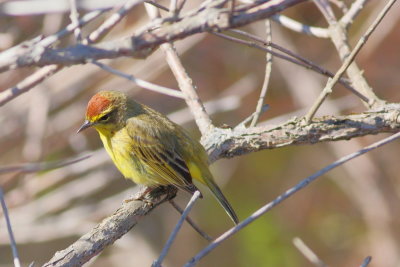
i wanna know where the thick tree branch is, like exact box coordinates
[0,0,305,72]
[42,186,177,267]
[204,104,400,162]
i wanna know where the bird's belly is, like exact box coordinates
[100,133,163,186]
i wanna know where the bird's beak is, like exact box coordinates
[77,120,93,133]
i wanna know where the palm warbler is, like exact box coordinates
[78,91,238,224]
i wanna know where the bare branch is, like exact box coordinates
[0,10,104,72]
[169,0,178,16]
[145,3,213,134]
[0,0,126,15]
[91,60,185,98]
[315,0,382,106]
[360,256,372,267]
[214,31,368,102]
[341,0,370,29]
[293,237,327,267]
[0,65,61,108]
[0,0,144,107]
[145,1,170,12]
[169,200,213,241]
[271,14,329,38]
[0,188,21,267]
[313,0,337,23]
[83,0,146,44]
[305,0,397,122]
[237,104,269,128]
[69,0,83,42]
[329,0,348,13]
[153,191,201,267]
[42,186,177,267]
[250,19,272,127]
[161,43,213,134]
[205,104,400,162]
[185,131,400,267]
[0,0,306,72]
[0,154,91,175]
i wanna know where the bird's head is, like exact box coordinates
[77,91,128,134]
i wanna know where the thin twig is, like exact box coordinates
[236,104,269,128]
[0,10,105,106]
[341,0,369,29]
[39,10,104,47]
[293,237,327,267]
[0,8,104,73]
[0,154,91,175]
[145,0,170,12]
[169,0,178,16]
[214,31,368,102]
[314,0,382,106]
[0,65,61,107]
[0,187,21,267]
[0,0,127,15]
[304,0,396,123]
[84,0,145,44]
[162,43,213,134]
[250,19,272,127]
[91,60,185,98]
[329,0,348,13]
[360,256,372,267]
[145,3,213,134]
[314,0,337,22]
[271,14,329,38]
[0,0,140,107]
[0,0,307,72]
[69,0,82,42]
[169,200,213,241]
[185,131,400,267]
[176,0,188,13]
[153,191,201,267]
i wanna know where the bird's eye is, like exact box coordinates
[99,114,110,122]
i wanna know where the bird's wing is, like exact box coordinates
[126,118,194,190]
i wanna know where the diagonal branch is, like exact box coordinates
[341,0,370,29]
[213,30,368,102]
[271,14,329,38]
[315,0,383,106]
[0,0,146,107]
[42,186,177,267]
[153,191,201,267]
[250,19,273,127]
[145,3,213,134]
[0,187,21,267]
[305,0,397,122]
[205,104,400,162]
[0,0,306,72]
[185,131,400,267]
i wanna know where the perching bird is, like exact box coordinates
[78,91,239,224]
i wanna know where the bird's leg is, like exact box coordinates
[124,186,153,204]
[124,185,177,205]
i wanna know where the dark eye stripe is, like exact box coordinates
[99,114,110,121]
[98,109,116,122]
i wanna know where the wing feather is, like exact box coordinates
[127,118,194,191]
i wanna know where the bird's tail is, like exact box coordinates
[203,177,239,225]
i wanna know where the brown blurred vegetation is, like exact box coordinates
[1,1,400,266]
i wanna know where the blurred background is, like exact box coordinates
[1,0,400,266]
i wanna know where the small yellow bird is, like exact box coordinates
[78,91,238,224]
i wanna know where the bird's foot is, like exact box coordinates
[124,185,177,205]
